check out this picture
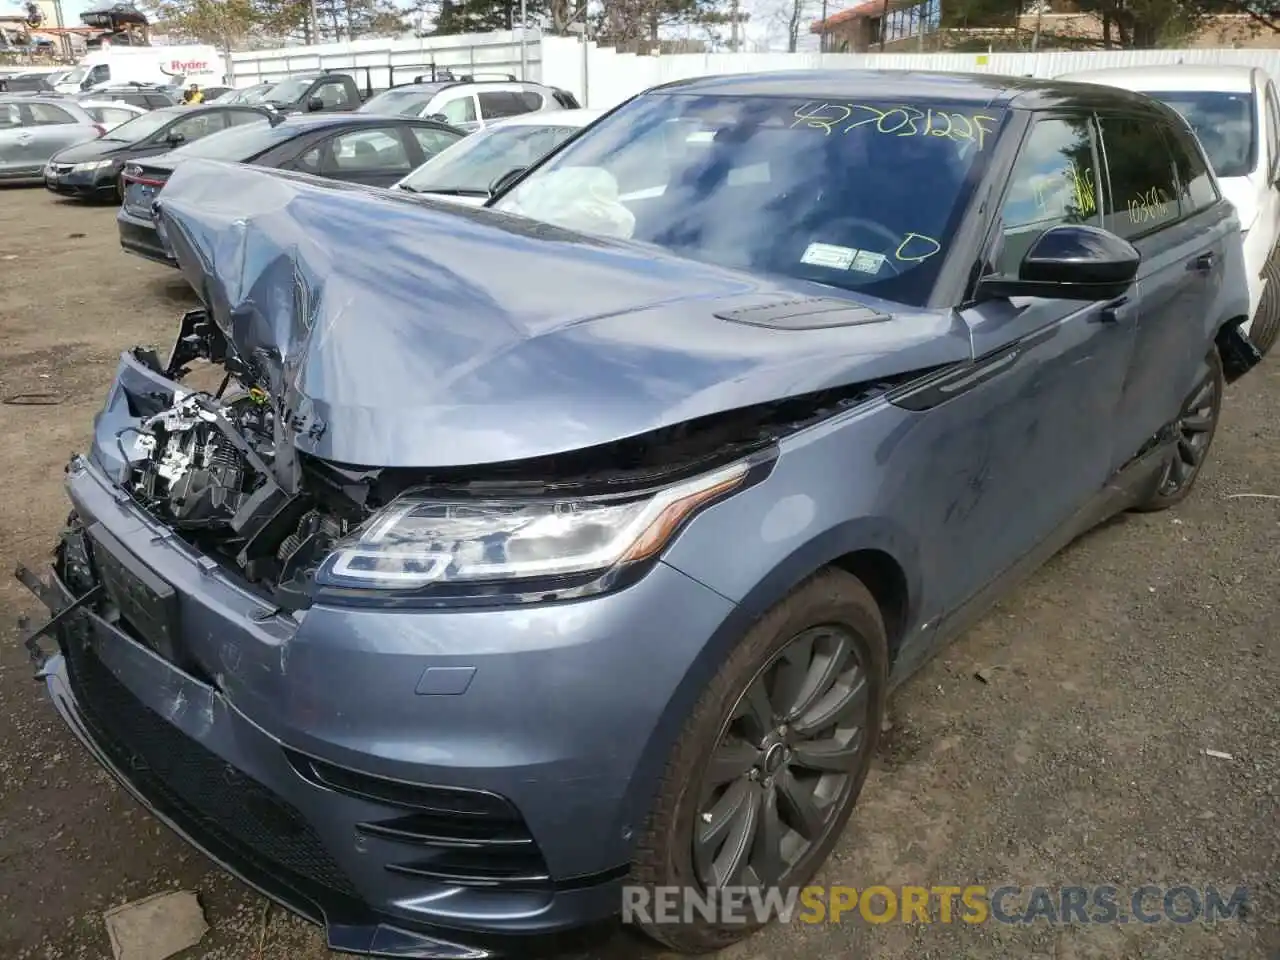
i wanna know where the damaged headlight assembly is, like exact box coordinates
[313,458,761,602]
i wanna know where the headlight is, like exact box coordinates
[72,159,114,172]
[314,459,752,594]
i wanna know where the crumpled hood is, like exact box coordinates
[154,159,970,468]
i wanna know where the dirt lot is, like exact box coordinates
[0,186,1277,960]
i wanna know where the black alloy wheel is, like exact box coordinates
[695,626,870,891]
[630,569,888,954]
[1134,349,1223,512]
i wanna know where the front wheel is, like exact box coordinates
[1132,348,1224,513]
[629,568,888,953]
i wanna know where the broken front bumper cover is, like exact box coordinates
[13,557,620,960]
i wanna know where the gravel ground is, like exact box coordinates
[0,186,1277,960]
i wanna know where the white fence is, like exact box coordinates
[539,37,1280,109]
[228,30,542,88]
[226,30,1280,110]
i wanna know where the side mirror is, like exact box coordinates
[489,165,528,197]
[306,96,324,112]
[427,112,450,124]
[164,130,186,145]
[977,224,1139,302]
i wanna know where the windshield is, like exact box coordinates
[1147,91,1256,179]
[358,86,442,116]
[164,118,293,160]
[62,66,88,85]
[400,122,584,195]
[265,76,320,104]
[100,108,179,142]
[494,93,1000,307]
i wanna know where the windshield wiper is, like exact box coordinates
[409,187,489,196]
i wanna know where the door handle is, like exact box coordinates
[1189,252,1216,273]
[1095,295,1129,323]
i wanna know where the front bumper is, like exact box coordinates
[16,395,737,955]
[117,207,176,265]
[44,167,114,198]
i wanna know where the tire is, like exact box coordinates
[1252,256,1280,356]
[629,568,888,953]
[1132,348,1224,513]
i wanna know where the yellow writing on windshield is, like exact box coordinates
[791,102,998,150]
[1128,186,1171,225]
[895,233,943,263]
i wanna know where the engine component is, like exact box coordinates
[128,390,276,532]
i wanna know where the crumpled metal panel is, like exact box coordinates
[154,158,971,468]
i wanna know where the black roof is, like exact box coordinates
[650,69,1175,114]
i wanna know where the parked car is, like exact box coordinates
[394,107,603,203]
[44,103,271,199]
[210,82,274,105]
[252,66,433,116]
[0,97,104,185]
[358,78,577,132]
[78,99,147,131]
[0,69,63,94]
[74,82,178,110]
[17,70,1262,958]
[1060,64,1280,355]
[118,113,464,263]
[192,85,231,102]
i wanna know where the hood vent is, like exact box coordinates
[715,296,891,330]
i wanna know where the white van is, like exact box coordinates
[54,46,226,95]
[1059,64,1280,355]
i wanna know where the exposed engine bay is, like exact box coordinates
[120,312,364,611]
[118,310,914,612]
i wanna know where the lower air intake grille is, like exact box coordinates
[288,752,552,891]
[63,639,360,901]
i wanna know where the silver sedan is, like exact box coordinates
[0,96,103,184]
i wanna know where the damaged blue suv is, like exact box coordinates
[18,70,1261,957]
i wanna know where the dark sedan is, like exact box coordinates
[44,103,272,199]
[118,113,463,264]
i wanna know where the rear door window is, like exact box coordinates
[27,102,75,125]
[303,127,414,176]
[478,91,538,120]
[995,115,1101,274]
[1097,114,1180,239]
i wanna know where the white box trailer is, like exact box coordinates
[53,45,227,93]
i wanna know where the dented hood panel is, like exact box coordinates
[154,159,973,468]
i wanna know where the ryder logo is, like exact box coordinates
[170,59,211,74]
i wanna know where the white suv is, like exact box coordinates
[358,78,577,134]
[1060,64,1280,355]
